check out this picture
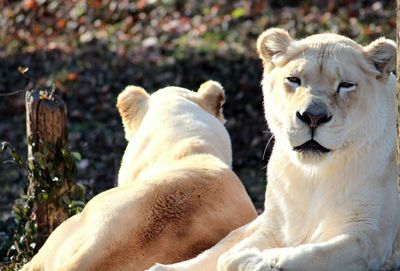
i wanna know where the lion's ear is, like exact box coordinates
[363,37,396,80]
[197,80,225,121]
[257,28,292,70]
[117,86,150,140]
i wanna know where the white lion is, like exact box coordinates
[147,28,399,271]
[21,81,256,271]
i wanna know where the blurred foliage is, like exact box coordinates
[0,0,396,267]
[0,139,85,269]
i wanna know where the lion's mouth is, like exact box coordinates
[293,140,331,154]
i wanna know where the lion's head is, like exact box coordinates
[257,28,396,163]
[116,80,225,140]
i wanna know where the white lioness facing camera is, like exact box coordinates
[148,29,399,271]
[21,81,256,271]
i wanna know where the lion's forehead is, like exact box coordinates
[288,35,363,61]
[298,33,361,49]
[284,54,361,84]
[276,43,368,79]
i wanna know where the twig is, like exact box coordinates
[0,81,34,97]
[49,78,56,100]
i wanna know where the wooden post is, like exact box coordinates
[25,90,70,240]
[397,0,400,180]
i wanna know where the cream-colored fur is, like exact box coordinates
[147,29,399,271]
[21,81,257,271]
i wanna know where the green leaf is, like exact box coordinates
[56,138,62,149]
[24,221,35,234]
[26,136,33,146]
[69,200,85,208]
[38,192,49,201]
[69,183,86,200]
[72,152,81,161]
[13,240,22,254]
[13,207,23,220]
[33,152,46,169]
[22,205,30,216]
[42,145,49,158]
[232,7,245,19]
[68,200,86,215]
[62,194,71,205]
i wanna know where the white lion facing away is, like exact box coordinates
[148,28,399,271]
[21,81,257,271]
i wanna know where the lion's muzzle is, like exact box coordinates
[296,100,332,129]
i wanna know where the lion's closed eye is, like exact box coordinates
[285,77,301,88]
[337,81,357,95]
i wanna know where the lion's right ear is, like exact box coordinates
[197,80,225,121]
[117,86,150,140]
[257,28,292,71]
[363,37,396,80]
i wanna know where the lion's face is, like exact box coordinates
[258,29,396,163]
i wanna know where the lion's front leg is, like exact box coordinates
[219,233,377,271]
[271,234,372,271]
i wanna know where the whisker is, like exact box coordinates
[262,134,275,161]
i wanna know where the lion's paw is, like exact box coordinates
[217,248,279,271]
[146,263,180,271]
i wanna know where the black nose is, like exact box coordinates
[296,107,332,129]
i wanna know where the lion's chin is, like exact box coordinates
[293,140,331,156]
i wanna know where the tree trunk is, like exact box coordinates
[397,0,400,180]
[25,90,70,241]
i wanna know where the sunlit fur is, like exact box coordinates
[147,29,399,271]
[21,81,256,271]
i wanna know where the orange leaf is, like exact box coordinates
[23,0,37,10]
[362,27,373,36]
[90,0,102,9]
[137,0,146,10]
[32,25,42,35]
[67,72,78,81]
[56,18,66,29]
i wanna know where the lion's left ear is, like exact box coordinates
[363,37,396,79]
[197,80,225,121]
[117,85,150,140]
[257,28,293,71]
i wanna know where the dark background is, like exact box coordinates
[0,0,395,242]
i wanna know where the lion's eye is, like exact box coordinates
[285,77,301,88]
[337,81,357,94]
